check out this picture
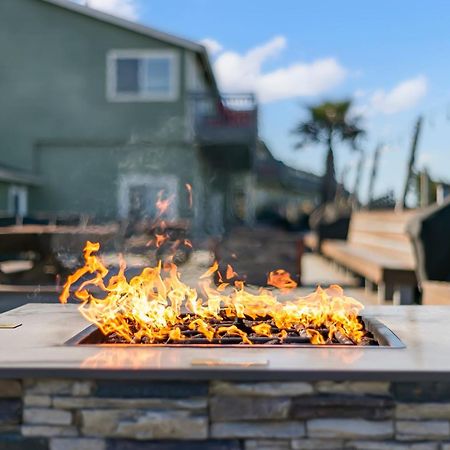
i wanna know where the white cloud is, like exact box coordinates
[370,75,428,114]
[72,0,139,20]
[200,38,223,56]
[212,36,347,103]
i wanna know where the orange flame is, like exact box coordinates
[155,190,173,219]
[144,192,190,264]
[154,234,168,248]
[226,264,237,280]
[185,183,193,209]
[59,241,107,304]
[60,243,367,345]
[200,260,219,279]
[267,269,298,291]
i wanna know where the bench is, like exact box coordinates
[303,207,351,253]
[407,198,450,305]
[321,210,417,304]
[421,281,450,305]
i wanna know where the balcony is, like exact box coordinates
[190,93,258,147]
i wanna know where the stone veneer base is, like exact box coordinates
[1,379,450,449]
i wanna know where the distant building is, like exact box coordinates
[252,141,321,223]
[0,0,257,235]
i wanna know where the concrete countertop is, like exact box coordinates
[0,303,448,381]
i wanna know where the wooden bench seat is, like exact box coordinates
[321,210,417,304]
[422,281,450,305]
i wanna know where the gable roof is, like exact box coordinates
[39,0,218,91]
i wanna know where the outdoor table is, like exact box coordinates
[0,224,118,284]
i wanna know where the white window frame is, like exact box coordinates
[117,173,179,220]
[106,49,179,102]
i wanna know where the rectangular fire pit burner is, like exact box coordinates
[60,242,406,350]
[65,316,405,348]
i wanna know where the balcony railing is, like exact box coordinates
[189,93,258,146]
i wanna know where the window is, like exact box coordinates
[8,185,28,216]
[107,50,178,101]
[118,174,178,220]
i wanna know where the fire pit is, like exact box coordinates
[0,301,450,449]
[66,316,404,348]
[59,241,404,349]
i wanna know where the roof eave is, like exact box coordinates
[197,49,219,95]
[0,168,42,187]
[39,0,219,94]
[40,0,205,53]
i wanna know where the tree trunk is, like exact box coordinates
[321,134,337,204]
[367,144,381,207]
[351,150,365,210]
[397,116,423,210]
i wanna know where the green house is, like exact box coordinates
[0,0,257,235]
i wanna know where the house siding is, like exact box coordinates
[0,0,217,229]
[0,184,9,215]
[30,143,203,221]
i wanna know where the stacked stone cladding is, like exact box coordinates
[0,379,448,449]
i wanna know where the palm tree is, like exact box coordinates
[293,100,364,205]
